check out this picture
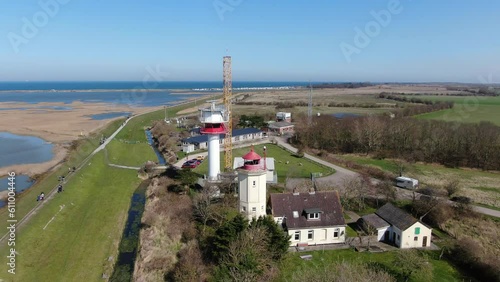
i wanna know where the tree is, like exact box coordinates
[393,250,432,282]
[375,180,397,205]
[444,179,461,197]
[210,214,247,261]
[175,168,198,192]
[249,216,291,260]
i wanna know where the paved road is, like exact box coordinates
[273,137,358,188]
[274,137,500,218]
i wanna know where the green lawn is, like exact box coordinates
[0,153,141,281]
[105,140,157,167]
[193,144,333,182]
[278,249,462,282]
[413,96,500,126]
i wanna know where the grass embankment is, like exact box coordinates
[193,144,333,183]
[279,249,462,282]
[106,140,156,167]
[0,153,141,281]
[0,97,220,280]
[340,154,500,209]
[414,96,500,126]
[0,118,125,234]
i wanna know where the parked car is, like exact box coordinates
[182,160,198,168]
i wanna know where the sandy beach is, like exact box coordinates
[0,101,163,177]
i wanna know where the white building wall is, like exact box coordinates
[400,222,432,249]
[376,226,390,241]
[287,226,346,246]
[207,135,220,180]
[239,170,267,220]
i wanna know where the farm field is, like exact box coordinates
[278,248,463,282]
[193,143,334,183]
[340,154,500,209]
[414,95,500,125]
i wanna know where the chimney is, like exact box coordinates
[293,188,299,195]
[309,187,315,195]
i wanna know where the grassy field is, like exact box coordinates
[0,153,141,281]
[340,154,500,209]
[193,143,334,182]
[105,140,157,167]
[414,95,500,125]
[278,248,462,282]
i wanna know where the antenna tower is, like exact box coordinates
[223,56,233,171]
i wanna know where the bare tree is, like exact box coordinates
[444,179,461,197]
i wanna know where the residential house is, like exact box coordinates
[358,203,432,248]
[270,190,346,246]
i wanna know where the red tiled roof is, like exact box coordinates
[242,149,261,160]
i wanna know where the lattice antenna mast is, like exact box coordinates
[308,82,313,123]
[223,56,233,171]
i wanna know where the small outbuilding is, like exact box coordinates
[358,203,432,248]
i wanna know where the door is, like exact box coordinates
[384,231,390,242]
[423,236,428,247]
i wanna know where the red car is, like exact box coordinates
[182,160,198,169]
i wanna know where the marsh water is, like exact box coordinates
[0,132,54,168]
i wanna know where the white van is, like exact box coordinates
[395,176,419,189]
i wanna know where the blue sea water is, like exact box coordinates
[0,81,308,107]
[0,132,54,168]
[0,81,308,91]
[91,112,132,120]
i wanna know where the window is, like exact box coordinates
[252,181,256,186]
[308,213,320,220]
[294,231,300,241]
[261,206,264,211]
[415,227,420,235]
[397,234,400,241]
[252,207,256,212]
[333,228,339,238]
[242,206,246,212]
[308,230,314,240]
[414,236,418,241]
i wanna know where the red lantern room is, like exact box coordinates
[242,148,262,170]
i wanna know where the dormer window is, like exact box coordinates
[304,208,322,220]
[308,213,320,220]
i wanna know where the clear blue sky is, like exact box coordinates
[1,0,499,82]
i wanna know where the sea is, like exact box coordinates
[0,81,308,107]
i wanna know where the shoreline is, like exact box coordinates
[0,94,209,178]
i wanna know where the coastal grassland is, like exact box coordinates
[0,152,141,281]
[413,96,500,125]
[339,154,500,209]
[193,144,333,182]
[0,118,125,233]
[116,95,219,142]
[232,104,391,117]
[278,249,463,282]
[105,139,157,167]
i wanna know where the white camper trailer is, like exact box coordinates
[395,177,419,189]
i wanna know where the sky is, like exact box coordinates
[0,0,499,82]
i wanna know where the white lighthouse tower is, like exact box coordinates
[237,147,267,220]
[199,101,228,181]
